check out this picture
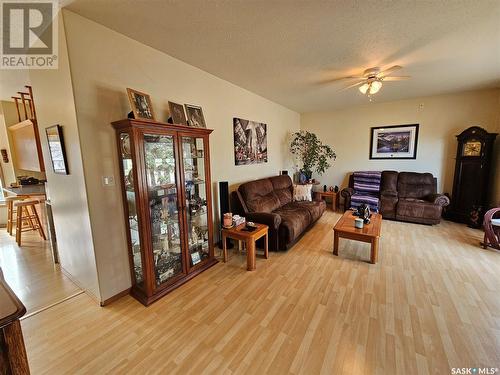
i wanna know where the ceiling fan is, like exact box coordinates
[336,65,410,96]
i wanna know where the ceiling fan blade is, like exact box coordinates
[319,76,365,85]
[379,65,402,77]
[337,80,365,92]
[382,76,411,81]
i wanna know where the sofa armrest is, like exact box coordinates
[340,187,354,199]
[426,193,450,207]
[246,212,282,230]
[381,190,398,198]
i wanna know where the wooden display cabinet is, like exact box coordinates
[111,118,217,305]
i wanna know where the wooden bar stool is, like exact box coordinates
[5,196,25,236]
[14,200,46,246]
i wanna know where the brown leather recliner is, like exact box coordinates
[394,172,449,225]
[231,175,326,251]
[342,171,450,225]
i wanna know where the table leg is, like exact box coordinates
[246,240,256,271]
[333,231,339,256]
[222,233,227,262]
[370,237,379,264]
[264,233,269,259]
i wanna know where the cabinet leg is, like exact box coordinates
[370,238,379,264]
[247,240,256,271]
[333,231,339,256]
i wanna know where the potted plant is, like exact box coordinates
[290,130,336,181]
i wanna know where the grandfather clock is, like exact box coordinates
[448,126,497,224]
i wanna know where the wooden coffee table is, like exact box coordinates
[222,223,268,271]
[333,211,382,264]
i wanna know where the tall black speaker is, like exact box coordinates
[217,181,233,249]
[219,181,230,219]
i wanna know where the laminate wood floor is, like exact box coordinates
[0,228,81,314]
[21,212,500,374]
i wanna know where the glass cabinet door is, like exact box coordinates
[181,136,210,268]
[120,132,144,289]
[143,133,185,287]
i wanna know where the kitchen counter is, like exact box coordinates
[3,184,45,197]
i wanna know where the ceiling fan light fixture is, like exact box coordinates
[370,80,382,94]
[359,83,369,94]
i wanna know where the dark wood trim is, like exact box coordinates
[100,288,131,306]
[112,118,213,135]
[0,269,26,328]
[0,268,29,374]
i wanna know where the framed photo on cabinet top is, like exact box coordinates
[45,125,69,174]
[168,101,187,125]
[126,88,155,121]
[370,124,419,159]
[184,104,206,128]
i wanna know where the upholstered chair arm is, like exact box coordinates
[245,212,282,230]
[426,193,450,207]
[340,187,355,199]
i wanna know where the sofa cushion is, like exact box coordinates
[381,170,398,193]
[351,193,380,212]
[397,198,442,220]
[238,178,280,213]
[270,175,293,206]
[294,200,326,222]
[398,172,436,199]
[293,184,312,201]
[274,203,312,244]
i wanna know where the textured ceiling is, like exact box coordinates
[64,0,500,112]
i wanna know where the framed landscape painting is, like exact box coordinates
[370,124,419,159]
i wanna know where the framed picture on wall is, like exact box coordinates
[233,117,268,165]
[126,88,155,120]
[370,124,419,159]
[45,125,69,174]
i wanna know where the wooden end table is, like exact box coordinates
[222,223,268,271]
[315,191,339,211]
[333,211,382,264]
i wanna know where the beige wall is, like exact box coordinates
[0,102,17,186]
[301,89,500,204]
[62,10,300,301]
[28,12,100,300]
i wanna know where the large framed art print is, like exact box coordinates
[369,124,419,159]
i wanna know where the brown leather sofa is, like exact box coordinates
[342,171,450,225]
[231,175,326,251]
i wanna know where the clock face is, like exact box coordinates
[463,141,482,156]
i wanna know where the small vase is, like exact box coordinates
[299,172,307,184]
